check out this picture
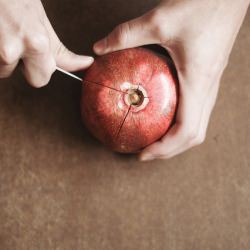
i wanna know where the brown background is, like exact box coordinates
[0,0,249,249]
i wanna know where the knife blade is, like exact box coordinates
[56,67,82,82]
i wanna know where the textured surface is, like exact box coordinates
[0,0,249,250]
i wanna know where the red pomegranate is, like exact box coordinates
[81,48,178,153]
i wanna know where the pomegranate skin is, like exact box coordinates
[81,48,178,153]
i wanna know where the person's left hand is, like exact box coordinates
[92,0,249,161]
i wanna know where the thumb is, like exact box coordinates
[94,12,158,55]
[55,42,94,72]
[44,17,94,72]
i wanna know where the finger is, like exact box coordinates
[44,17,94,72]
[22,55,55,88]
[139,123,196,161]
[139,77,220,161]
[158,82,220,159]
[22,33,56,88]
[55,42,94,72]
[139,86,203,161]
[0,61,19,78]
[93,11,159,55]
[0,39,23,78]
[139,123,184,161]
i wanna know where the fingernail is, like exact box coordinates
[85,56,94,64]
[94,39,107,54]
[139,154,155,162]
[79,55,93,62]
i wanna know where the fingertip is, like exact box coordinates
[93,39,109,55]
[58,54,94,72]
[78,55,94,67]
[34,82,49,88]
[138,139,168,161]
[138,153,155,162]
[25,71,51,88]
[27,78,49,88]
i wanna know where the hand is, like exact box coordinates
[0,0,93,87]
[93,0,249,161]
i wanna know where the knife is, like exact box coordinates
[56,67,82,82]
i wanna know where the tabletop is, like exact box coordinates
[0,1,249,249]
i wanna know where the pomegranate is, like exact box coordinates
[81,48,178,153]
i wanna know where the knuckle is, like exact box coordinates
[149,11,166,39]
[148,10,161,27]
[28,74,49,88]
[0,69,13,78]
[26,33,50,54]
[25,60,55,88]
[114,22,130,46]
[55,42,67,56]
[153,24,167,41]
[0,45,18,65]
[46,64,56,79]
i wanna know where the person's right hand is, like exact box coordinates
[0,0,93,87]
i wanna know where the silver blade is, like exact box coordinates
[56,67,82,81]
